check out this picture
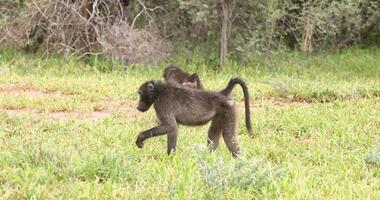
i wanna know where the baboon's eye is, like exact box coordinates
[147,82,154,91]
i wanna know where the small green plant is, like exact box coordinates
[365,144,380,167]
[193,145,284,196]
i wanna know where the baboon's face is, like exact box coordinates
[137,81,156,112]
[182,73,199,89]
[163,66,178,80]
[182,81,197,88]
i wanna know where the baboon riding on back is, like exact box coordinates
[163,64,204,89]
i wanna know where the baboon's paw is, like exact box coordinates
[136,136,144,148]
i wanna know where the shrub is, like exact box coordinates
[193,145,284,195]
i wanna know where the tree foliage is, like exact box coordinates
[0,0,379,65]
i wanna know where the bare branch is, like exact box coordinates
[131,0,165,29]
[0,0,170,66]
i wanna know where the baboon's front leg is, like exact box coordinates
[167,127,178,155]
[136,126,167,148]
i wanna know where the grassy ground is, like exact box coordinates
[0,48,379,199]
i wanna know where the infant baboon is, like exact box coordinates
[136,78,252,157]
[163,65,204,89]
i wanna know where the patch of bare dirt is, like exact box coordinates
[0,86,140,121]
[102,98,139,118]
[256,98,311,107]
[0,99,139,121]
[236,97,312,112]
[1,108,112,121]
[0,86,69,98]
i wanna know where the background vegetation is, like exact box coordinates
[0,0,379,67]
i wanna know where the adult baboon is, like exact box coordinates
[163,65,204,89]
[135,78,252,157]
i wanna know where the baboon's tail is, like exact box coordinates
[220,78,253,136]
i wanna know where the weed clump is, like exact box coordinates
[193,145,284,195]
[365,144,380,167]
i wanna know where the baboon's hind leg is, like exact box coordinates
[221,110,241,158]
[207,117,223,151]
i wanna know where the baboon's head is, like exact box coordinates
[182,73,200,89]
[163,65,180,80]
[137,81,160,112]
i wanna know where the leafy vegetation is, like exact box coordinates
[1,0,379,67]
[366,145,380,167]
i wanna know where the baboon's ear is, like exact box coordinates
[148,82,154,91]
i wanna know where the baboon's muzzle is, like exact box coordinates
[137,102,149,112]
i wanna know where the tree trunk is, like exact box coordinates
[220,2,228,68]
[301,18,314,53]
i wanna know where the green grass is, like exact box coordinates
[0,48,379,199]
